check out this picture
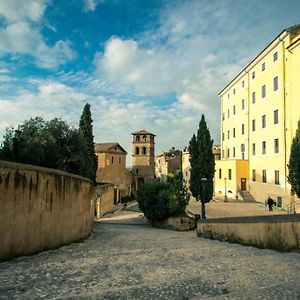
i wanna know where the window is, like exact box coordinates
[274,110,279,124]
[242,124,245,135]
[111,156,114,164]
[222,132,224,141]
[222,113,225,121]
[262,62,266,71]
[219,168,222,179]
[262,170,267,183]
[252,119,256,131]
[252,143,256,155]
[233,88,236,95]
[262,115,266,128]
[136,168,139,174]
[135,147,140,155]
[227,148,230,158]
[252,71,255,79]
[241,144,245,159]
[262,85,266,98]
[119,157,121,164]
[142,147,147,155]
[233,147,236,157]
[274,138,279,153]
[273,76,278,91]
[242,80,245,87]
[233,127,236,138]
[228,169,232,180]
[233,105,236,115]
[143,135,147,141]
[262,141,266,154]
[252,169,256,181]
[227,130,230,139]
[222,150,224,159]
[227,109,230,118]
[252,91,256,103]
[273,51,278,62]
[275,170,280,185]
[242,99,245,110]
[228,93,230,99]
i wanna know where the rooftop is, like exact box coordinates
[131,129,156,136]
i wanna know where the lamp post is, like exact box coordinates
[224,177,228,202]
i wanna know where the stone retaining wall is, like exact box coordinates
[0,160,94,261]
[197,214,300,251]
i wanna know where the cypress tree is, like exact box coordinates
[79,103,98,183]
[189,115,215,219]
[288,120,300,197]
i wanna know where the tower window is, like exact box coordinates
[112,156,114,164]
[143,147,147,155]
[143,135,147,141]
[136,136,140,142]
[135,147,140,155]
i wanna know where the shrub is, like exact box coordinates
[137,171,190,221]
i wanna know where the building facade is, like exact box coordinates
[95,143,131,204]
[155,147,182,181]
[215,25,300,208]
[131,130,155,193]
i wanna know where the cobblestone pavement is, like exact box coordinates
[187,198,286,219]
[1,211,300,300]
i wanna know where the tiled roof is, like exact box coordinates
[94,143,127,154]
[131,129,155,136]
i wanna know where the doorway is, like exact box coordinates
[241,178,246,190]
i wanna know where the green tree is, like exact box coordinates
[189,115,215,219]
[79,103,98,183]
[167,170,190,216]
[0,117,92,179]
[288,120,300,197]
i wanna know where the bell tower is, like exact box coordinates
[131,129,155,192]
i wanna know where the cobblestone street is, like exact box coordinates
[1,210,300,299]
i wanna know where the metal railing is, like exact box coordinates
[287,199,300,214]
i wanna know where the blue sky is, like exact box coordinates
[0,0,300,164]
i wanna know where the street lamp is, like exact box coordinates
[224,177,228,202]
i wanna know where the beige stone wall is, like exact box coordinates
[0,160,94,261]
[197,215,300,251]
[94,184,114,218]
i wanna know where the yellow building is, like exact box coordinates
[215,25,300,208]
[95,143,131,204]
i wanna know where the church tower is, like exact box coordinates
[131,129,155,192]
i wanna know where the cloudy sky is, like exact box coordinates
[0,0,299,164]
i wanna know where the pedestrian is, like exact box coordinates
[267,196,274,211]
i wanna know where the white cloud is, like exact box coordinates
[0,0,47,23]
[0,21,76,69]
[82,0,104,12]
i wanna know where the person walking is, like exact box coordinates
[267,196,274,211]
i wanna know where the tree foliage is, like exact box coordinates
[137,171,190,221]
[79,103,98,183]
[0,116,92,179]
[189,114,215,219]
[288,120,300,197]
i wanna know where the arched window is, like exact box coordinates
[135,147,140,155]
[143,135,147,141]
[142,147,147,154]
[136,136,140,142]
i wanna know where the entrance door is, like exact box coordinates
[241,178,246,190]
[137,177,145,190]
